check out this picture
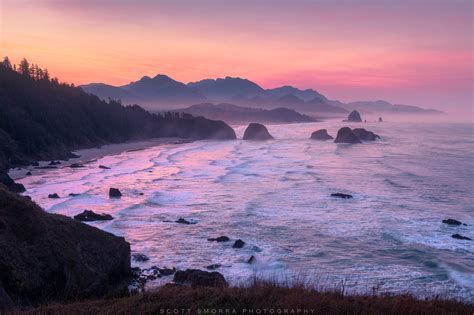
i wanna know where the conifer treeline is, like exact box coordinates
[0,57,235,170]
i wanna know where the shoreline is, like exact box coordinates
[9,137,190,180]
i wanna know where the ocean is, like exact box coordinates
[17,120,474,301]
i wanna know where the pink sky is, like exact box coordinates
[1,0,472,114]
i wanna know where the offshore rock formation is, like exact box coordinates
[334,127,362,144]
[346,110,362,122]
[310,129,333,140]
[243,123,273,140]
[352,128,380,141]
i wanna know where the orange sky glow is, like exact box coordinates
[1,0,472,114]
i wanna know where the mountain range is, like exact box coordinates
[174,103,316,125]
[0,62,236,171]
[81,75,443,117]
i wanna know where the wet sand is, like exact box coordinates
[9,137,188,180]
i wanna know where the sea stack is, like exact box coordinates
[243,123,273,140]
[310,129,333,141]
[334,127,362,144]
[347,110,362,122]
[352,128,380,141]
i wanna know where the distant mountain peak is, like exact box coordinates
[277,94,304,104]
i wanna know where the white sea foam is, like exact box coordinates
[16,121,474,301]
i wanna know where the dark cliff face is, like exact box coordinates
[0,65,235,171]
[0,187,131,309]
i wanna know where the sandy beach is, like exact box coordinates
[9,137,188,180]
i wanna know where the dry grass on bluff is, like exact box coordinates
[11,281,473,315]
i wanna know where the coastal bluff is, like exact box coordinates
[0,186,131,310]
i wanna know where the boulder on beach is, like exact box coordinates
[26,171,32,176]
[346,110,362,122]
[208,236,230,242]
[233,239,246,248]
[310,129,333,141]
[173,269,227,288]
[452,234,471,241]
[331,193,353,199]
[243,123,273,140]
[352,128,380,141]
[0,187,131,308]
[70,163,84,168]
[48,193,60,199]
[334,127,361,144]
[247,255,256,264]
[443,219,463,226]
[109,188,122,198]
[48,161,61,166]
[0,172,26,193]
[73,210,114,222]
[99,165,111,170]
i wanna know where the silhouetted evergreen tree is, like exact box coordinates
[1,57,12,70]
[18,58,30,77]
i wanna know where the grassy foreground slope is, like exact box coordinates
[14,282,473,315]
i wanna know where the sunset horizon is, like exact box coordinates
[2,0,472,114]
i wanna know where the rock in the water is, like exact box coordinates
[0,187,131,308]
[48,193,60,199]
[331,193,353,199]
[452,234,471,241]
[208,236,230,242]
[70,163,84,168]
[247,255,256,264]
[73,210,114,222]
[346,110,362,122]
[443,219,463,226]
[132,253,150,262]
[69,193,80,197]
[173,269,227,287]
[233,239,246,248]
[30,161,39,167]
[206,264,221,270]
[243,123,274,140]
[99,165,111,169]
[109,188,122,198]
[36,165,57,169]
[352,128,380,141]
[378,117,383,122]
[159,268,176,276]
[334,127,361,144]
[48,161,61,166]
[0,172,26,193]
[26,171,32,176]
[176,218,196,225]
[310,129,333,141]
